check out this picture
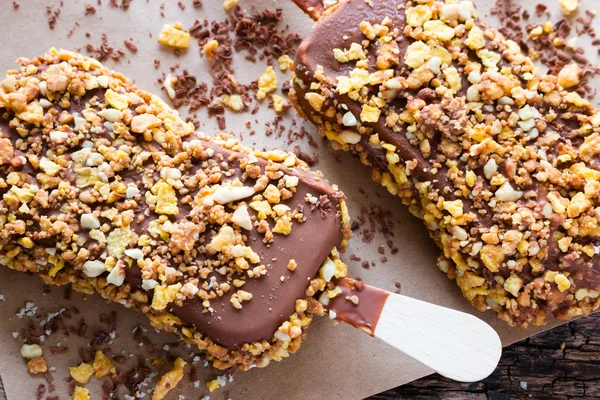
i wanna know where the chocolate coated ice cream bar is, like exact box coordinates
[291,0,600,326]
[0,49,351,370]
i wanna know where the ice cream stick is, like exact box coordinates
[328,278,502,382]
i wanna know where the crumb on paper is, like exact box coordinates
[220,94,244,111]
[272,95,289,113]
[223,0,238,11]
[158,22,190,49]
[93,350,116,378]
[163,74,178,99]
[27,357,48,374]
[207,379,220,393]
[202,39,219,60]
[559,0,579,14]
[557,63,582,88]
[256,66,277,100]
[152,357,187,400]
[70,362,94,384]
[20,343,42,359]
[278,55,292,71]
[73,386,90,400]
[17,301,37,318]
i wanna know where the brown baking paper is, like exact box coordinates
[1,1,599,399]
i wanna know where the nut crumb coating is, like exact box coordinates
[291,0,600,327]
[0,49,351,370]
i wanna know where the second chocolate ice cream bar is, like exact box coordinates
[291,0,600,326]
[0,49,351,370]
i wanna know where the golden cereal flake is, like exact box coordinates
[405,5,433,27]
[73,387,90,400]
[273,215,293,235]
[250,200,273,220]
[304,92,326,112]
[207,379,221,392]
[210,225,236,252]
[152,181,179,215]
[152,358,187,400]
[131,113,163,133]
[333,42,366,63]
[554,273,572,292]
[423,20,455,42]
[92,350,116,378]
[465,26,486,50]
[69,362,94,384]
[151,283,183,311]
[360,104,381,123]
[105,89,129,111]
[220,94,244,111]
[203,39,219,60]
[257,66,277,100]
[272,94,288,113]
[107,228,134,259]
[158,22,190,49]
[278,55,292,71]
[559,0,579,15]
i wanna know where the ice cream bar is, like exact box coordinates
[0,49,351,370]
[290,0,600,327]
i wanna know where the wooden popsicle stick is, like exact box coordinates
[328,278,502,382]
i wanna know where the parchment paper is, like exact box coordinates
[0,1,599,399]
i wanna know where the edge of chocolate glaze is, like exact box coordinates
[328,278,390,335]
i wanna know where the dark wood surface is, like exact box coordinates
[1,314,598,399]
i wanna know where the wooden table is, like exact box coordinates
[1,313,598,399]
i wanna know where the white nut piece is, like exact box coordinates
[232,205,253,230]
[160,167,182,181]
[181,282,199,297]
[126,185,140,199]
[284,175,299,188]
[80,213,100,230]
[142,279,159,290]
[83,260,106,277]
[124,248,144,260]
[212,185,255,204]
[106,264,125,287]
[495,181,523,202]
[339,130,361,144]
[49,130,69,144]
[483,158,497,179]
[20,344,43,359]
[341,111,357,126]
[97,108,122,122]
[96,75,110,88]
[319,257,336,282]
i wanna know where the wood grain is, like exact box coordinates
[1,314,598,399]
